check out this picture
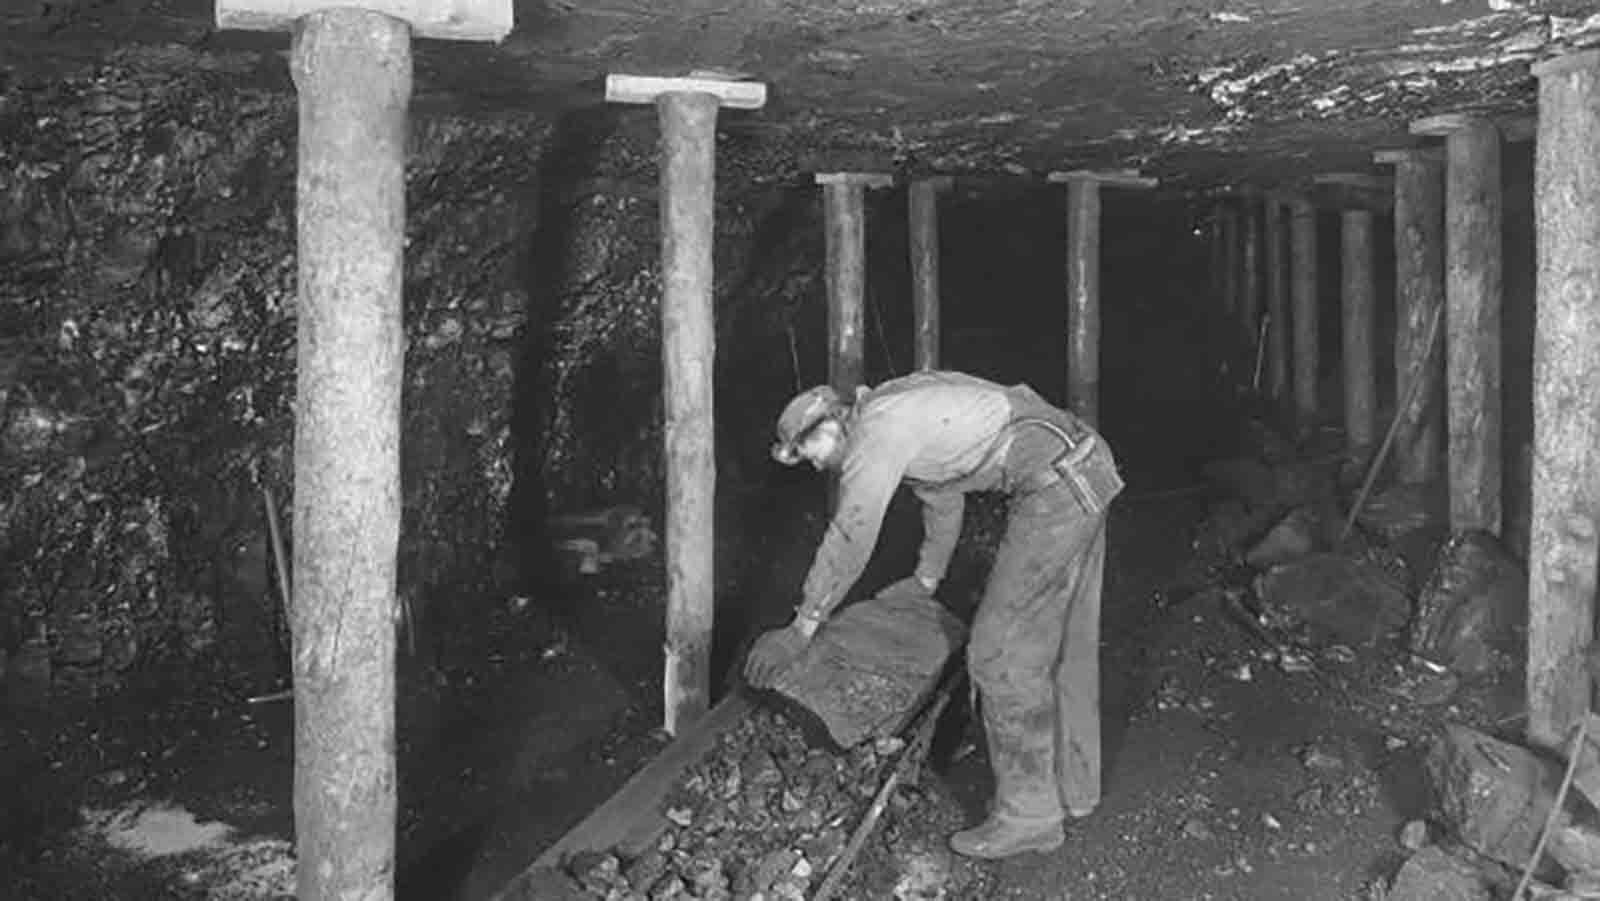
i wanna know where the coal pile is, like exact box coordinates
[562,706,983,901]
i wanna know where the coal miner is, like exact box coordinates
[744,370,1124,860]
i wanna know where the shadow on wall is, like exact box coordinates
[504,108,620,603]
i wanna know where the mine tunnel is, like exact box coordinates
[4,1,1600,900]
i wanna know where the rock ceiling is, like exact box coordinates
[8,0,1600,191]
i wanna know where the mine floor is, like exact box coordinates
[0,307,1523,899]
[0,453,1521,900]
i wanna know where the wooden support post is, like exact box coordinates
[1048,169,1158,427]
[909,176,952,371]
[1375,147,1447,486]
[1288,198,1320,431]
[1219,200,1240,319]
[1209,202,1226,314]
[215,0,507,896]
[1340,206,1379,453]
[1413,113,1506,536]
[817,172,894,397]
[609,73,769,736]
[1263,195,1290,403]
[1241,193,1263,352]
[1526,48,1600,751]
[287,13,410,898]
[1062,175,1102,426]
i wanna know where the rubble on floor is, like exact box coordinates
[559,707,988,901]
[1192,442,1581,901]
[1375,719,1600,901]
[1253,553,1412,649]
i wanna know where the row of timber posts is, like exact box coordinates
[195,0,1600,882]
[1212,189,1325,434]
[1209,47,1600,757]
[814,168,1155,456]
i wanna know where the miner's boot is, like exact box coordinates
[949,811,1065,859]
[949,712,1065,859]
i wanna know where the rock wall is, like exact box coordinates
[0,46,828,700]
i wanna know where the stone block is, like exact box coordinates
[1245,505,1324,567]
[772,589,966,748]
[1425,724,1569,870]
[1570,715,1600,811]
[1387,847,1492,901]
[1410,530,1526,676]
[1254,553,1410,647]
[1550,821,1600,881]
[1358,482,1436,540]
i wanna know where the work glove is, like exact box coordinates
[743,624,812,690]
[879,574,939,602]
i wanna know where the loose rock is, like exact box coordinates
[1410,530,1525,677]
[1255,554,1411,647]
[772,589,966,748]
[1425,724,1569,871]
[1245,505,1324,568]
[1386,846,1492,901]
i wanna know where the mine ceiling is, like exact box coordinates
[8,0,1600,191]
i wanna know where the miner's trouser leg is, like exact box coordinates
[968,483,1108,824]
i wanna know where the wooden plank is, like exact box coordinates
[1048,169,1159,189]
[1526,48,1600,751]
[815,172,895,188]
[1411,112,1485,137]
[656,91,720,736]
[606,74,768,110]
[495,693,756,899]
[1375,147,1444,165]
[216,0,512,41]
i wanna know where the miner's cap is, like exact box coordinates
[772,385,845,464]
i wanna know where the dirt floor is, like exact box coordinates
[0,468,1524,900]
[0,325,1526,900]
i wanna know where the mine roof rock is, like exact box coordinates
[5,0,1600,186]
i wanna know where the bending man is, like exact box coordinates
[744,370,1123,859]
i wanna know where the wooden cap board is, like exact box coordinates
[1410,112,1498,137]
[605,74,768,109]
[814,172,896,188]
[1373,147,1444,165]
[1532,47,1600,78]
[1047,169,1158,188]
[216,0,513,41]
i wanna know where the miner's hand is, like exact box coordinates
[743,624,812,690]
